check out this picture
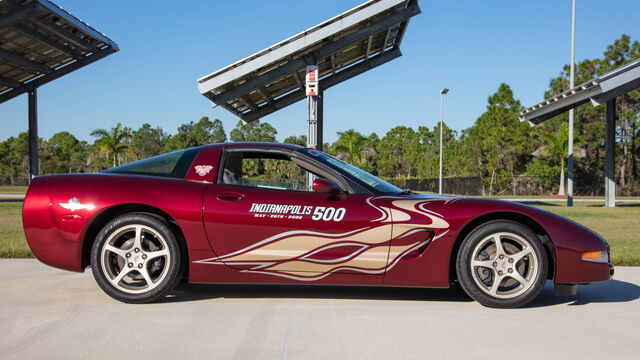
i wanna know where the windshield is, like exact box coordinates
[299,148,403,195]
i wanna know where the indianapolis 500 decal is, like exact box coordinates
[249,203,346,221]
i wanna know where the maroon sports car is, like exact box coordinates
[22,142,613,307]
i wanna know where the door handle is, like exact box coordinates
[216,191,244,201]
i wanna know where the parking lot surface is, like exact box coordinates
[0,259,638,359]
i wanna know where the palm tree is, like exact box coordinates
[542,122,569,196]
[333,129,365,165]
[91,123,131,167]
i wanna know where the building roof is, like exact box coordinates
[197,0,420,123]
[519,57,640,125]
[0,0,118,103]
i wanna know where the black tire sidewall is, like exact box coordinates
[456,220,548,308]
[90,213,183,303]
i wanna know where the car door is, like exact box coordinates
[202,147,392,280]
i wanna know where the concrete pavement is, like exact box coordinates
[0,259,638,360]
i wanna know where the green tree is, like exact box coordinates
[42,131,85,173]
[464,84,531,195]
[164,117,227,151]
[90,123,131,168]
[377,126,418,178]
[130,124,167,159]
[230,120,277,142]
[541,122,575,195]
[283,135,307,146]
[0,133,29,185]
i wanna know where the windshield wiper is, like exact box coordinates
[398,189,414,195]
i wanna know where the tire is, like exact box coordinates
[456,220,548,308]
[90,213,183,303]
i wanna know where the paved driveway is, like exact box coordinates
[0,259,638,359]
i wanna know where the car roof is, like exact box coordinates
[203,142,305,151]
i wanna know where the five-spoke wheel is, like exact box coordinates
[457,220,548,308]
[91,214,183,303]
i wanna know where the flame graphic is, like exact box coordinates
[195,197,450,281]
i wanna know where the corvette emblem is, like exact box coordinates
[194,165,213,177]
[59,197,95,212]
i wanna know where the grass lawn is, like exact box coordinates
[529,202,640,266]
[1,199,638,265]
[0,201,30,258]
[0,186,27,194]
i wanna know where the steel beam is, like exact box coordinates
[604,99,616,207]
[0,3,41,27]
[35,0,119,50]
[33,19,98,53]
[330,53,337,74]
[207,4,420,107]
[257,87,273,105]
[241,48,401,122]
[0,48,51,74]
[238,95,257,111]
[12,23,77,58]
[292,71,303,88]
[0,48,116,104]
[365,35,373,59]
[0,76,20,88]
[28,88,38,182]
[380,28,392,54]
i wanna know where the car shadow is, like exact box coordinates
[161,282,473,304]
[160,278,639,307]
[526,279,640,308]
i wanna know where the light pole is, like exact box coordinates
[567,0,576,206]
[439,88,449,195]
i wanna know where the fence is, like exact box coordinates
[386,176,629,196]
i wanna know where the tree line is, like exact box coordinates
[1,35,639,195]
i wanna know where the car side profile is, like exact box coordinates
[22,142,613,308]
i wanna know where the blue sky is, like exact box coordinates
[2,0,640,143]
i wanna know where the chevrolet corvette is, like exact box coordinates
[22,142,613,307]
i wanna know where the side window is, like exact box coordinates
[222,151,311,192]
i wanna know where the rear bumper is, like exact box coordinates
[23,177,84,272]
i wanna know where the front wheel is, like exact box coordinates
[456,220,548,308]
[90,213,183,303]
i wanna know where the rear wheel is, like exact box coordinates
[90,213,183,303]
[456,220,548,308]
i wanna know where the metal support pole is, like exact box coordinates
[317,90,324,152]
[567,0,576,206]
[307,93,318,187]
[307,95,318,149]
[28,88,39,183]
[439,90,448,194]
[604,98,616,208]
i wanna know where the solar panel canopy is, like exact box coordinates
[520,57,640,125]
[0,0,118,103]
[197,0,420,123]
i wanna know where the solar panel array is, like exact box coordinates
[0,0,118,103]
[198,0,420,123]
[520,58,640,125]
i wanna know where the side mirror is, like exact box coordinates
[312,178,347,200]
